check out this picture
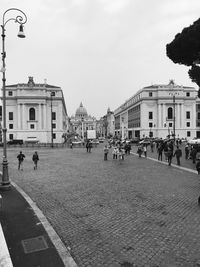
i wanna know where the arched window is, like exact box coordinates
[168,107,173,119]
[29,108,35,121]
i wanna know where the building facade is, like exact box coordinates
[114,80,198,140]
[70,102,96,139]
[1,77,68,143]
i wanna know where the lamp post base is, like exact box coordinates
[0,182,11,191]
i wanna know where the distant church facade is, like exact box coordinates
[1,77,68,143]
[70,102,97,138]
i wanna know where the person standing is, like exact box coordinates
[17,151,25,170]
[143,145,147,158]
[32,151,39,170]
[173,146,182,166]
[185,144,189,160]
[157,143,163,161]
[104,145,109,161]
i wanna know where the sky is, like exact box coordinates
[1,0,200,119]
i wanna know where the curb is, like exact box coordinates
[0,223,13,267]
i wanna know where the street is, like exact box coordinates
[3,143,200,267]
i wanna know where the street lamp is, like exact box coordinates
[81,117,84,142]
[169,92,178,141]
[50,92,54,148]
[0,8,27,190]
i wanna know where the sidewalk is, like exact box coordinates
[0,183,77,267]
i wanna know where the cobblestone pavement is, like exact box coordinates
[4,144,200,267]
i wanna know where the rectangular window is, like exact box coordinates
[169,123,173,127]
[198,104,200,110]
[52,123,56,129]
[186,92,190,97]
[51,91,55,97]
[52,112,56,120]
[53,133,56,139]
[198,113,200,120]
[9,134,13,140]
[8,91,13,96]
[187,131,191,137]
[9,124,13,129]
[149,112,153,120]
[9,112,13,120]
[149,122,153,128]
[30,124,35,129]
[186,111,190,119]
[186,122,190,127]
[149,92,153,97]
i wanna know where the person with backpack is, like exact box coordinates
[32,151,39,170]
[17,151,25,170]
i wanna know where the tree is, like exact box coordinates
[166,18,200,90]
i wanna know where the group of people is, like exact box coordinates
[17,151,39,170]
[103,140,132,161]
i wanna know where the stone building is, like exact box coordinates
[1,76,68,143]
[114,80,198,140]
[70,102,96,139]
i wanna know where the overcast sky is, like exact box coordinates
[1,0,200,118]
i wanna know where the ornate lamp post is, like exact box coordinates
[0,8,27,190]
[50,92,54,148]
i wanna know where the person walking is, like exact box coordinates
[173,146,182,166]
[190,146,197,164]
[143,145,147,158]
[196,159,200,174]
[104,145,109,161]
[137,144,143,158]
[157,143,163,161]
[17,151,25,170]
[168,147,173,166]
[112,146,118,159]
[32,151,39,170]
[185,144,189,160]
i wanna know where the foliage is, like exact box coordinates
[166,17,200,91]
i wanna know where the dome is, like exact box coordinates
[75,102,88,118]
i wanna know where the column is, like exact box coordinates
[158,104,161,129]
[22,104,25,130]
[17,104,21,130]
[43,104,47,130]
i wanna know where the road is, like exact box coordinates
[3,143,200,267]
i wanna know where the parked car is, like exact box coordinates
[91,139,99,144]
[98,137,105,143]
[7,139,23,145]
[188,138,200,145]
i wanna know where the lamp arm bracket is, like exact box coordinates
[3,8,27,27]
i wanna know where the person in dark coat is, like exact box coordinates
[190,146,197,164]
[17,151,25,170]
[196,159,200,174]
[173,146,182,166]
[185,144,189,160]
[32,151,39,170]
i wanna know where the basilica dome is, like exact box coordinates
[75,102,88,118]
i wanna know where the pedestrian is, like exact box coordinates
[190,146,197,164]
[143,145,147,158]
[157,143,163,161]
[137,144,143,158]
[32,151,39,170]
[150,141,154,153]
[86,140,90,153]
[88,140,92,153]
[173,146,182,166]
[112,146,118,159]
[17,151,25,170]
[185,144,189,160]
[104,145,109,161]
[196,159,200,174]
[168,147,173,166]
[163,143,169,161]
[70,142,73,149]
